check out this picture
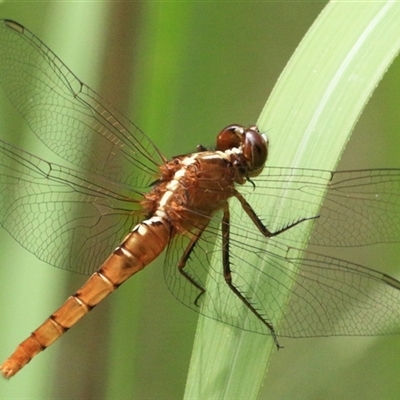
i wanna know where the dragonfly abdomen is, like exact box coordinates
[0,216,171,378]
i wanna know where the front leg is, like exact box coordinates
[233,190,318,237]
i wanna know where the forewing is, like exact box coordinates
[312,169,400,246]
[239,167,400,248]
[0,19,163,188]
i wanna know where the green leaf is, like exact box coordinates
[184,2,400,399]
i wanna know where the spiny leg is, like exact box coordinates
[234,189,318,237]
[177,229,207,306]
[221,206,282,349]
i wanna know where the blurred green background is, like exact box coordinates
[0,1,399,399]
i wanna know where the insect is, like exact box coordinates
[1,19,400,378]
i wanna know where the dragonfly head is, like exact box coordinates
[216,124,268,178]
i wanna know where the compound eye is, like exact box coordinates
[216,124,244,151]
[242,127,268,177]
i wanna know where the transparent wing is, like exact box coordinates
[0,139,142,274]
[0,19,164,188]
[163,201,400,337]
[240,167,400,247]
[313,168,400,246]
[279,248,400,338]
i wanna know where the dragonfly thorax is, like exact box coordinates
[142,148,238,235]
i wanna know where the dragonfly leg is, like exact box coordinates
[196,144,208,152]
[234,189,318,237]
[222,206,282,349]
[177,231,206,306]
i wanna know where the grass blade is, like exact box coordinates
[185,2,400,399]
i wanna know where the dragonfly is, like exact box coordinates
[1,19,400,379]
